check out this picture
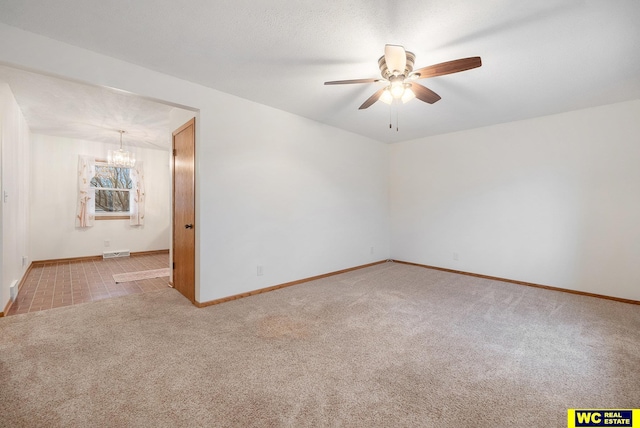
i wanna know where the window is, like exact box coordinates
[90,163,132,218]
[76,155,144,228]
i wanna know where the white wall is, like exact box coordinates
[30,134,171,260]
[204,106,389,301]
[391,99,640,301]
[0,83,30,312]
[0,24,391,303]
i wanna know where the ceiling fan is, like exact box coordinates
[325,45,482,110]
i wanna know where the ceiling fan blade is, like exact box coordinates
[359,87,386,110]
[324,78,380,85]
[412,57,482,79]
[384,44,407,75]
[409,83,441,104]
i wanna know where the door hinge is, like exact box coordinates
[173,149,177,157]
[173,262,176,269]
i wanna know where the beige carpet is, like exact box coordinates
[112,268,170,283]
[1,262,638,427]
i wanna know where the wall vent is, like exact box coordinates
[103,250,131,259]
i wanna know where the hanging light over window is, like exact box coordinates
[108,130,136,168]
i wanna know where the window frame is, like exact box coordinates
[91,160,132,221]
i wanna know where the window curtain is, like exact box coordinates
[130,161,145,226]
[75,155,96,228]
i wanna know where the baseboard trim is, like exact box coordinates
[393,260,640,306]
[2,262,35,316]
[195,260,388,308]
[32,249,170,265]
[131,249,170,257]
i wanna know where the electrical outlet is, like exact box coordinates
[104,240,110,247]
[370,246,374,254]
[22,256,27,267]
[453,252,459,261]
[257,265,263,276]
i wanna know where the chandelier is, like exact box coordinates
[108,130,136,168]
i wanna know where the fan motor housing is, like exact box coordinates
[378,51,416,79]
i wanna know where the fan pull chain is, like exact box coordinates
[388,102,400,131]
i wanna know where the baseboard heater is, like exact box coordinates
[103,250,131,259]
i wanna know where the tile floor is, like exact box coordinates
[7,252,170,316]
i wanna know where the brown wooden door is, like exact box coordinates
[172,118,196,303]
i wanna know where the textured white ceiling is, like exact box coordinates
[0,65,188,150]
[0,0,639,143]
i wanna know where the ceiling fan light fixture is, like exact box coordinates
[380,88,393,105]
[390,80,405,99]
[401,88,415,103]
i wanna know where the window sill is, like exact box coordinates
[95,215,130,220]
